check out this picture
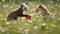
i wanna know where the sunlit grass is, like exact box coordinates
[0,1,60,34]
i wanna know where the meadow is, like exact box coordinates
[0,0,60,34]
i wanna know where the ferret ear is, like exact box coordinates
[21,4,23,7]
[25,2,28,4]
[39,5,41,8]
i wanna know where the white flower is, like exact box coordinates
[1,29,5,32]
[6,22,10,25]
[12,3,15,5]
[50,1,53,3]
[42,23,46,26]
[27,20,32,23]
[15,5,18,7]
[50,7,53,9]
[19,28,22,30]
[54,12,57,14]
[22,17,25,20]
[2,0,5,1]
[4,18,6,21]
[3,4,8,8]
[2,18,4,20]
[2,27,9,32]
[6,13,9,15]
[36,15,39,18]
[58,18,60,20]
[47,5,50,7]
[25,23,29,26]
[24,28,29,34]
[57,0,59,2]
[46,27,49,29]
[58,6,60,8]
[3,5,6,8]
[13,21,17,24]
[55,4,58,6]
[34,26,38,29]
[10,6,13,8]
[38,19,41,22]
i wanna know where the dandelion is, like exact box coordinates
[25,29,29,32]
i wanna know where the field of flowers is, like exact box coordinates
[0,0,60,34]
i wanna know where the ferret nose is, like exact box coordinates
[25,8,26,9]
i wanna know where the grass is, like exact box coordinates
[0,0,60,34]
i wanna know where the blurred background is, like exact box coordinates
[0,0,60,34]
